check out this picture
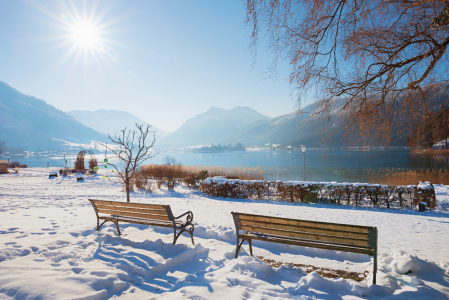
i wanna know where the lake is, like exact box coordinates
[5,149,448,182]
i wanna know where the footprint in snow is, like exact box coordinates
[91,271,109,277]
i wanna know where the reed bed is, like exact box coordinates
[142,163,449,185]
[367,168,449,185]
[142,164,266,180]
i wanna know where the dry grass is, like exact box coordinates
[256,256,368,282]
[367,168,449,185]
[143,163,448,185]
[142,164,304,181]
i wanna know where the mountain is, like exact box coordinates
[66,110,169,140]
[160,106,270,147]
[0,81,107,151]
[221,84,449,148]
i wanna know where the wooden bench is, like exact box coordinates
[231,212,378,284]
[89,199,194,245]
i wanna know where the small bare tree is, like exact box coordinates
[99,123,157,202]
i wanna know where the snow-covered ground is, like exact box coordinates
[1,168,449,299]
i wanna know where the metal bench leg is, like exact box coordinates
[114,221,121,235]
[373,247,377,285]
[188,224,195,245]
[173,227,178,245]
[235,238,251,258]
[173,224,195,245]
[97,220,107,231]
[235,237,244,258]
[248,239,253,256]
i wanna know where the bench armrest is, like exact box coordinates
[174,211,194,223]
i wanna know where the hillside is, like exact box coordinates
[221,85,449,148]
[67,110,169,141]
[0,81,107,151]
[160,106,270,147]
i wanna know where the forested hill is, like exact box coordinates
[221,84,449,148]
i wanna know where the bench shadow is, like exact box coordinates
[96,234,213,295]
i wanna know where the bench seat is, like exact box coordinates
[232,212,378,284]
[89,199,194,245]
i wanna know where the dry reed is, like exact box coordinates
[367,168,449,185]
[142,164,448,186]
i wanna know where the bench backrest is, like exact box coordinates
[231,212,377,249]
[89,199,174,221]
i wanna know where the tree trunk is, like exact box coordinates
[126,173,130,202]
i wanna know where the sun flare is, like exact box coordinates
[70,21,100,48]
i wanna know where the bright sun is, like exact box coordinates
[70,22,100,48]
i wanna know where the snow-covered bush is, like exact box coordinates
[202,177,436,209]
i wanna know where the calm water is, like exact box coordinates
[6,149,448,182]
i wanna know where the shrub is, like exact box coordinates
[132,168,156,193]
[184,170,209,190]
[201,177,435,209]
[0,164,8,174]
[184,173,200,189]
[1,161,27,168]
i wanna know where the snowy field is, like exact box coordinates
[1,168,449,299]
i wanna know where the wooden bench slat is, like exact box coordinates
[239,219,369,239]
[232,212,378,285]
[98,209,170,221]
[241,225,369,247]
[90,200,167,209]
[238,214,370,233]
[89,199,195,245]
[241,232,372,249]
[100,216,176,228]
[95,204,167,215]
[242,233,373,255]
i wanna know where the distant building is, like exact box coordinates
[432,138,449,149]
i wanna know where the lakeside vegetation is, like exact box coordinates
[141,163,449,185]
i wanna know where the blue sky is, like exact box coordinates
[0,0,296,132]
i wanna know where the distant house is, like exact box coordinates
[432,138,449,149]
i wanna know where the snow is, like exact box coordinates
[417,181,434,190]
[204,176,421,189]
[1,168,449,299]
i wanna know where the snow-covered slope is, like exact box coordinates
[0,169,448,299]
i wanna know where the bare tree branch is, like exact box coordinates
[98,123,157,202]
